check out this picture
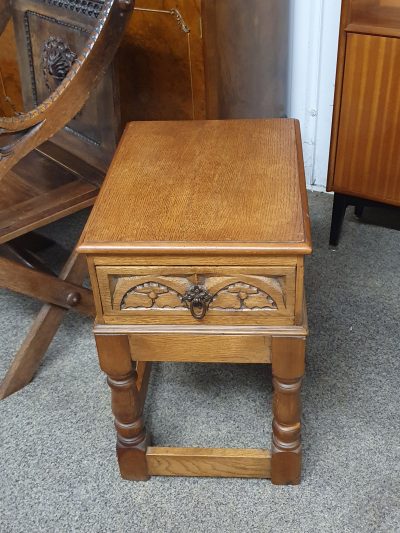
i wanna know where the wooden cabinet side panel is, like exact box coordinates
[327,0,351,191]
[333,33,400,205]
[202,0,289,119]
[118,0,206,122]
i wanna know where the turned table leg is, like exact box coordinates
[271,337,305,485]
[95,335,150,481]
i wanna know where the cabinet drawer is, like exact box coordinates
[95,266,297,326]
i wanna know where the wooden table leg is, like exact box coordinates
[271,336,305,485]
[95,335,150,481]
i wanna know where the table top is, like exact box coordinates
[79,119,311,256]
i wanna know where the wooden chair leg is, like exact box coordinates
[0,250,89,400]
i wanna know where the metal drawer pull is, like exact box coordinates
[182,285,213,320]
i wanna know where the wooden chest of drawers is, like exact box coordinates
[78,119,312,484]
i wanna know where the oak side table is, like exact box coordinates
[78,119,312,485]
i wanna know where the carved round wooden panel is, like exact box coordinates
[0,0,134,175]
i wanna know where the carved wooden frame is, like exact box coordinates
[11,0,121,171]
[0,0,134,178]
[95,265,297,325]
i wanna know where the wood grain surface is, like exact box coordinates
[202,0,289,119]
[146,447,271,478]
[347,0,400,37]
[119,0,205,122]
[79,119,311,255]
[85,118,311,484]
[332,32,400,205]
[129,334,271,363]
[92,255,298,266]
[95,264,296,326]
[0,147,99,244]
[0,21,22,117]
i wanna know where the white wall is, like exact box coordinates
[288,0,341,190]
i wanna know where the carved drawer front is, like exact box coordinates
[96,266,297,326]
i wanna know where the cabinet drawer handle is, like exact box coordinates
[182,285,213,320]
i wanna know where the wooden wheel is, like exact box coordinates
[0,0,135,178]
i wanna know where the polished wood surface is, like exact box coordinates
[347,0,400,36]
[79,119,311,255]
[93,255,298,267]
[0,0,133,176]
[11,0,122,172]
[0,145,100,244]
[0,20,22,117]
[0,254,93,315]
[327,0,351,191]
[202,0,289,119]
[129,334,271,363]
[333,33,400,205]
[93,306,309,338]
[82,119,311,484]
[96,334,150,481]
[328,0,400,206]
[147,447,271,478]
[271,336,305,485]
[95,265,297,326]
[2,0,289,124]
[119,0,205,122]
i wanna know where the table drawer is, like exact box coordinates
[95,266,297,326]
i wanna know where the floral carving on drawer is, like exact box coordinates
[210,283,277,310]
[121,281,187,311]
[112,274,287,314]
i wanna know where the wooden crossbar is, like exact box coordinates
[129,334,271,363]
[0,256,93,316]
[146,447,271,478]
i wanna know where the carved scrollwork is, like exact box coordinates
[42,37,77,92]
